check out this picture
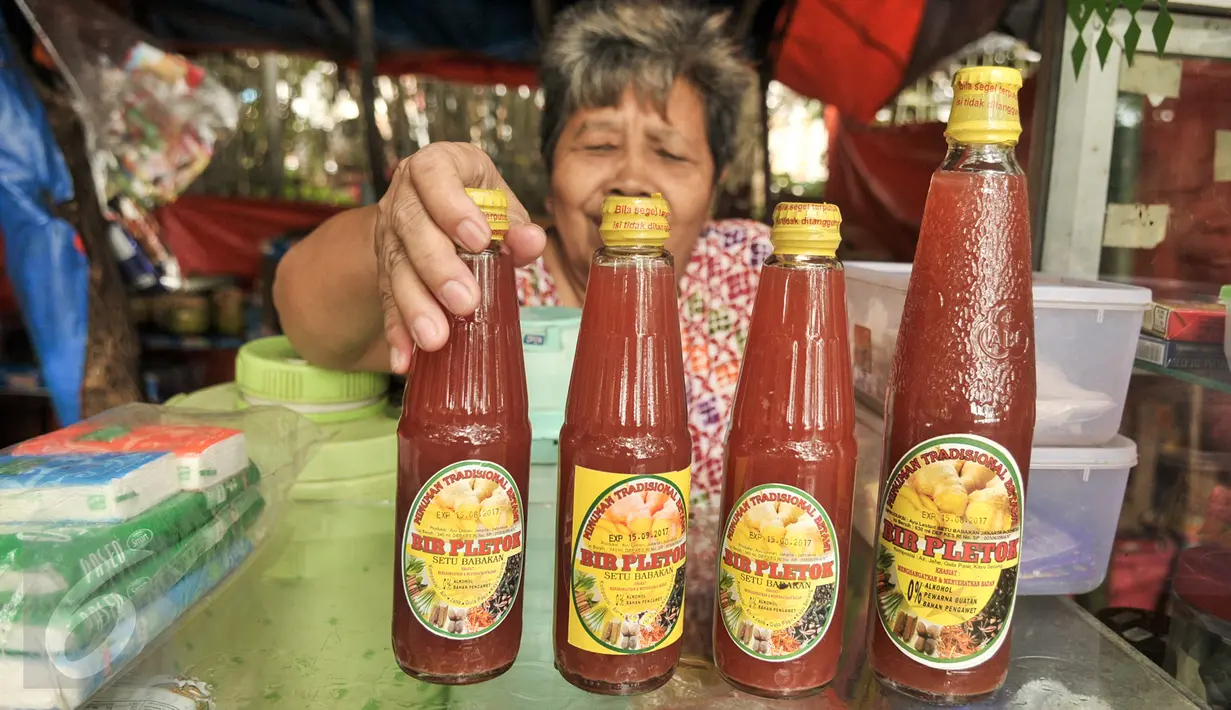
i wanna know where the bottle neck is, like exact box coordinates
[595,244,674,268]
[458,242,503,257]
[941,141,1023,177]
[766,252,841,269]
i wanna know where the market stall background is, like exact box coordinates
[0,0,1042,426]
[1,0,1230,707]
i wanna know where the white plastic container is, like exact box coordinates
[853,404,1138,596]
[845,261,1151,446]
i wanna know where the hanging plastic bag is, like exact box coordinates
[15,0,237,210]
[15,0,239,291]
[0,404,321,710]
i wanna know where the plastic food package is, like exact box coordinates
[15,0,238,291]
[0,404,320,710]
[81,675,215,710]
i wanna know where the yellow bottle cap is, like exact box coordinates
[599,193,671,247]
[465,187,510,240]
[771,201,842,257]
[945,66,1024,146]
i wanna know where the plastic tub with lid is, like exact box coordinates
[1166,546,1231,708]
[168,336,398,502]
[852,404,1138,596]
[845,261,1151,446]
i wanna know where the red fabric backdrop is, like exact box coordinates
[154,194,345,279]
[1131,59,1231,287]
[775,0,927,124]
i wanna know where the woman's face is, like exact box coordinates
[549,79,716,288]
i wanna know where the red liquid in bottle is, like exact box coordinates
[868,67,1035,704]
[394,189,531,684]
[713,203,856,698]
[554,194,691,695]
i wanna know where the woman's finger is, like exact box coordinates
[385,184,482,317]
[407,143,500,253]
[411,143,545,258]
[506,222,548,266]
[377,226,449,353]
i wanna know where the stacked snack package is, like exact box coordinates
[0,405,318,709]
[16,0,239,291]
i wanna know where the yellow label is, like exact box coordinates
[464,187,510,239]
[477,206,509,239]
[769,202,842,257]
[946,66,1023,145]
[718,485,839,661]
[599,194,671,246]
[402,460,524,638]
[568,465,689,654]
[874,435,1023,670]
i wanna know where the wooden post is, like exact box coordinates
[353,0,388,200]
[36,83,142,416]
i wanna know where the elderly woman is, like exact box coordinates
[274,0,765,501]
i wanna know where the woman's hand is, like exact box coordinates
[376,143,547,372]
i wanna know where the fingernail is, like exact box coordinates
[457,219,489,251]
[440,280,476,314]
[411,317,438,348]
[389,345,407,373]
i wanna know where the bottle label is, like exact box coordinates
[718,484,839,661]
[401,460,523,638]
[874,434,1023,670]
[568,465,690,654]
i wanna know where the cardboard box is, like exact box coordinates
[1136,333,1228,370]
[1142,299,1225,342]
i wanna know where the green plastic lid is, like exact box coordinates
[235,336,389,422]
[1220,285,1231,304]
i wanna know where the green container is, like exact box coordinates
[520,306,581,465]
[168,336,398,502]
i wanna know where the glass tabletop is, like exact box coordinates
[115,466,1200,709]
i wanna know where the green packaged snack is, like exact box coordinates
[3,487,265,654]
[0,463,260,598]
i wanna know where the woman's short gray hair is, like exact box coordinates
[539,0,756,182]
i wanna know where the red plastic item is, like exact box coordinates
[1174,546,1231,623]
[1106,538,1178,610]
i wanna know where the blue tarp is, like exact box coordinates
[0,13,87,424]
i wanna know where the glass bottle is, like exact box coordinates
[554,193,691,694]
[868,66,1036,703]
[394,188,531,684]
[713,202,856,697]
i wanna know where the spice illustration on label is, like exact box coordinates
[718,485,839,661]
[402,460,524,638]
[569,466,689,654]
[875,435,1023,670]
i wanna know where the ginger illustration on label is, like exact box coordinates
[874,434,1022,670]
[402,460,523,638]
[719,485,839,661]
[569,466,689,655]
